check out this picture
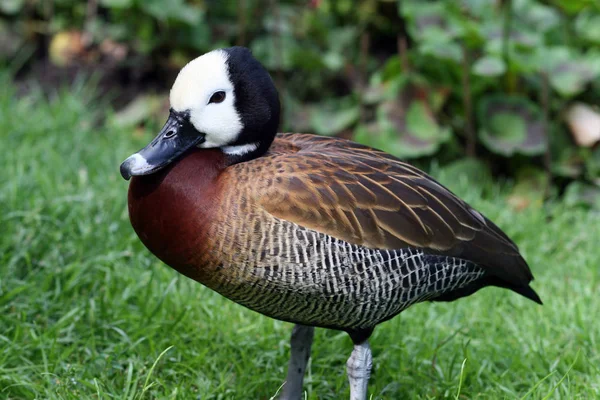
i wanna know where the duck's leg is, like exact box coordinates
[280,324,314,400]
[346,341,373,400]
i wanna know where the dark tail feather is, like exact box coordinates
[432,276,543,305]
[510,284,543,305]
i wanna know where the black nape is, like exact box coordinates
[222,47,281,163]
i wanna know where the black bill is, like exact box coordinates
[120,110,205,180]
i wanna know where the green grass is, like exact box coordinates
[1,75,599,400]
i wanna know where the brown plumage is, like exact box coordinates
[128,133,540,340]
[261,134,536,288]
[121,47,541,399]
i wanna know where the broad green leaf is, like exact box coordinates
[489,113,527,143]
[405,101,439,141]
[354,95,450,159]
[548,0,597,15]
[550,66,596,97]
[380,57,402,82]
[0,0,24,14]
[141,0,202,25]
[362,83,386,105]
[99,0,132,8]
[322,52,344,71]
[250,35,297,71]
[564,181,600,210]
[292,48,326,72]
[515,1,561,32]
[576,10,600,44]
[176,23,210,51]
[483,24,542,60]
[402,2,459,43]
[459,0,496,19]
[309,98,360,136]
[532,47,598,97]
[327,26,358,53]
[419,39,462,63]
[443,158,493,185]
[478,95,546,156]
[472,56,506,77]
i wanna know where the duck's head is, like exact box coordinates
[120,47,280,180]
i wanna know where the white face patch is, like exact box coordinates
[170,50,243,148]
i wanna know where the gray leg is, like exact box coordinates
[280,324,314,400]
[346,341,373,400]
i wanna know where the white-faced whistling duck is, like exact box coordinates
[120,47,542,400]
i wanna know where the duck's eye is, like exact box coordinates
[209,91,226,104]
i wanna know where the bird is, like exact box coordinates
[120,46,542,400]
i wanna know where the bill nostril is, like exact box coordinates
[164,129,176,139]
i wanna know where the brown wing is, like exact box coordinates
[256,133,534,287]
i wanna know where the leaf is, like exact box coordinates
[484,24,542,54]
[515,1,561,32]
[540,47,598,97]
[140,0,202,25]
[401,1,462,62]
[355,99,450,159]
[548,0,597,15]
[291,48,326,72]
[250,36,298,71]
[327,26,358,53]
[355,76,452,158]
[575,10,600,44]
[564,181,600,210]
[477,95,546,156]
[443,158,492,185]
[362,83,386,105]
[0,0,24,14]
[99,0,133,8]
[472,56,506,77]
[175,23,210,52]
[550,65,596,98]
[405,101,439,141]
[419,39,462,63]
[322,52,344,71]
[309,98,360,136]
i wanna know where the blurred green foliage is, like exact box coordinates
[1,0,600,202]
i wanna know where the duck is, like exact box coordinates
[120,46,542,400]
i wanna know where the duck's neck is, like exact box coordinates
[220,136,274,165]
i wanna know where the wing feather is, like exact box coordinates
[256,133,534,286]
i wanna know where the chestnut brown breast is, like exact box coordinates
[128,148,228,286]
